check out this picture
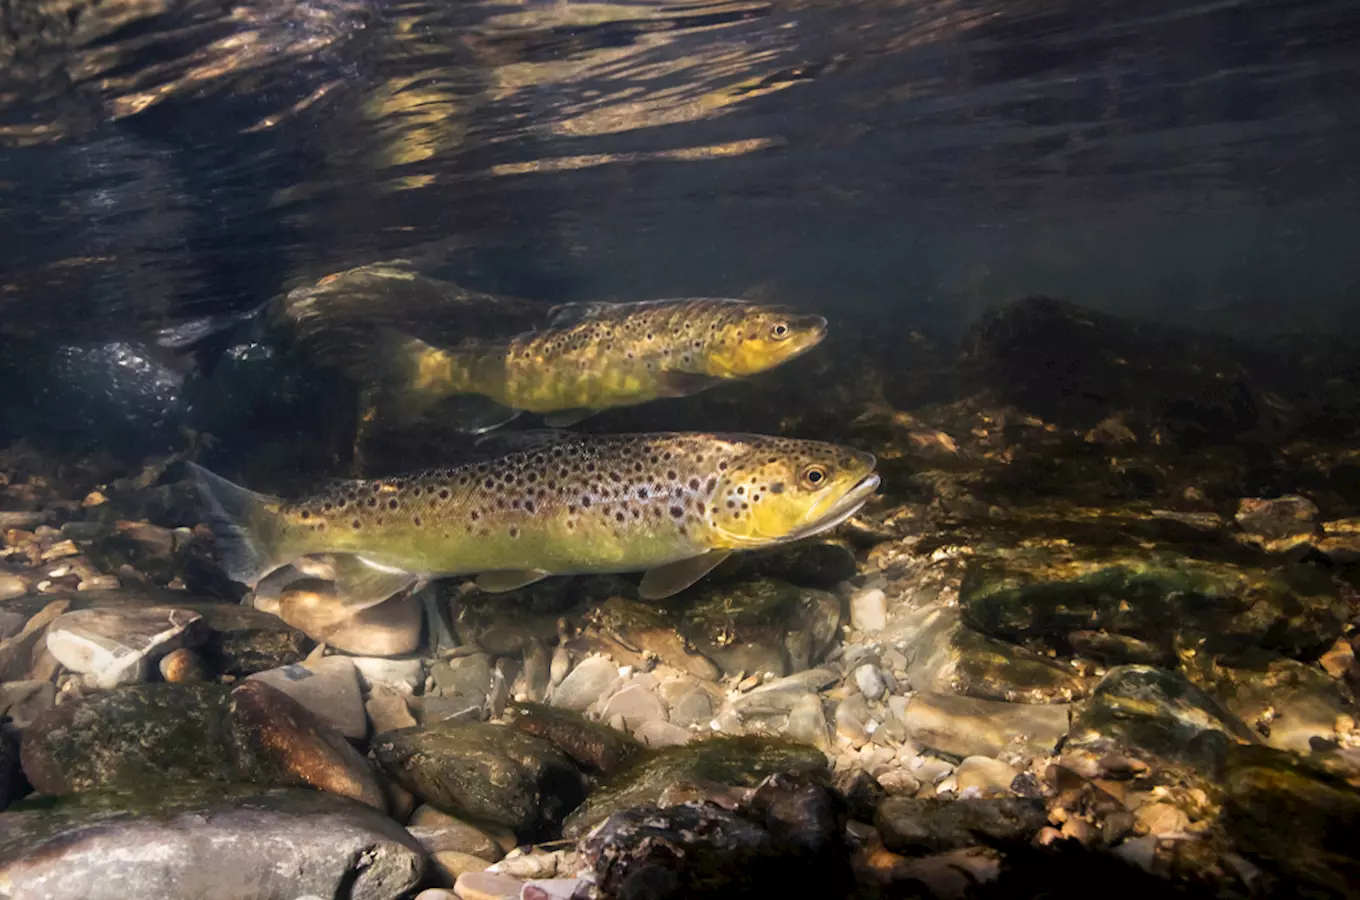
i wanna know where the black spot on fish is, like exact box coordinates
[352,519,361,529]
[669,505,683,518]
[388,498,399,510]
[737,486,745,495]
[484,478,494,489]
[770,482,784,494]
[439,488,450,500]
[299,510,310,520]
[366,497,377,508]
[688,478,700,489]
[509,526,519,538]
[615,511,625,523]
[413,516,423,527]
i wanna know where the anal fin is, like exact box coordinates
[637,551,732,600]
[475,569,551,593]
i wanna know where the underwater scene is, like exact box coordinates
[2,0,1360,898]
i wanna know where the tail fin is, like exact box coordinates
[186,462,291,588]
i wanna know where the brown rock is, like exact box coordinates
[0,599,69,681]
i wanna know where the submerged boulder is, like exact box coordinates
[0,783,425,900]
[678,579,841,678]
[20,681,384,810]
[1062,665,1258,781]
[894,605,1089,704]
[562,735,829,839]
[961,547,1346,660]
[372,721,586,838]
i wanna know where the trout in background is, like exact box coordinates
[280,293,828,432]
[188,431,878,601]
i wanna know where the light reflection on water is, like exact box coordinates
[0,0,1357,345]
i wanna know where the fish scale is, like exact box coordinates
[190,432,880,600]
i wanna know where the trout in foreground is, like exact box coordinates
[189,432,879,600]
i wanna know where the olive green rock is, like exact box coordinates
[561,734,829,839]
[372,721,586,838]
[19,682,384,810]
[1220,745,1360,899]
[962,548,1346,659]
[679,579,841,678]
[507,701,643,774]
[1063,665,1258,779]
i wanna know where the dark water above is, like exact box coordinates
[2,0,1359,348]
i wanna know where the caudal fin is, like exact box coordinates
[186,462,290,588]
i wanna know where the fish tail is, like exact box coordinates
[186,462,298,588]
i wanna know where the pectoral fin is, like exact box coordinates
[475,569,551,593]
[541,408,599,428]
[655,371,724,398]
[637,551,732,600]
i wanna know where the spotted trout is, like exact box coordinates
[285,295,828,431]
[189,432,878,600]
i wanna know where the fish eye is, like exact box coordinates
[770,322,790,340]
[799,464,829,489]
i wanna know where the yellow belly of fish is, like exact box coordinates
[499,363,663,413]
[298,513,703,577]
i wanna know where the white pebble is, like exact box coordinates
[849,588,888,633]
[853,664,886,701]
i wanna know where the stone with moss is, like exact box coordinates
[678,579,840,678]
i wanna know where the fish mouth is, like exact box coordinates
[787,471,881,542]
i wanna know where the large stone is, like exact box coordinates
[579,780,853,900]
[507,702,642,774]
[1220,745,1360,898]
[898,691,1071,759]
[576,596,721,681]
[562,735,828,839]
[849,587,887,634]
[46,606,208,689]
[1234,495,1321,554]
[679,579,840,678]
[962,548,1347,661]
[600,685,667,733]
[20,682,384,810]
[373,721,586,838]
[874,797,1049,854]
[247,656,367,740]
[1063,665,1258,780]
[0,783,425,900]
[894,605,1088,704]
[406,807,505,862]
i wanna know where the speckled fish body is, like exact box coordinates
[190,432,878,599]
[417,298,828,417]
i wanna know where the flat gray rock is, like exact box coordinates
[0,783,426,900]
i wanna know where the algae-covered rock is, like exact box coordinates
[561,735,829,839]
[896,605,1089,704]
[875,797,1049,855]
[679,579,840,678]
[577,596,720,681]
[0,783,425,900]
[507,702,643,774]
[1220,745,1360,899]
[738,540,859,589]
[372,721,586,837]
[962,548,1346,659]
[1063,666,1258,780]
[19,682,384,809]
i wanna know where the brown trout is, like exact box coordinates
[286,295,828,431]
[190,432,878,600]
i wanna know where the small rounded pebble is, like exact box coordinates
[454,870,524,900]
[159,648,207,683]
[853,664,886,701]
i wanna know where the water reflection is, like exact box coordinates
[0,0,1357,346]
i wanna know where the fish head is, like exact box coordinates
[705,436,879,549]
[703,306,827,377]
